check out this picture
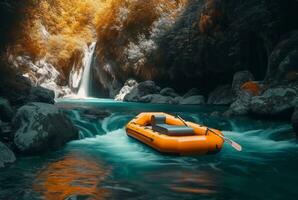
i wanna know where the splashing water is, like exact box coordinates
[77,42,97,98]
[1,99,297,199]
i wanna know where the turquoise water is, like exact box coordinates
[0,98,297,200]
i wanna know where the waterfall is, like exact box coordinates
[77,42,97,98]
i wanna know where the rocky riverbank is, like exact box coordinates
[0,73,78,168]
[115,70,298,136]
[115,80,206,105]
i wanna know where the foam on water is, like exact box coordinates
[68,128,192,168]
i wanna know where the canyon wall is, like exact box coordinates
[1,0,298,97]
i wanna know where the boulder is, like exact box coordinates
[250,87,297,117]
[4,74,32,106]
[174,96,182,103]
[224,90,253,116]
[125,79,138,87]
[115,79,138,101]
[82,109,112,120]
[183,88,201,98]
[140,94,177,104]
[291,107,298,135]
[0,120,13,142]
[180,95,205,105]
[124,81,160,102]
[13,102,78,154]
[160,87,179,98]
[207,85,233,105]
[0,97,13,122]
[0,142,16,168]
[29,86,55,104]
[232,71,254,96]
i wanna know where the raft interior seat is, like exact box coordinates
[151,115,195,136]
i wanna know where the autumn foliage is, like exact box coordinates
[95,0,187,79]
[11,0,103,77]
[241,81,261,96]
[9,0,187,81]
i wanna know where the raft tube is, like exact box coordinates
[125,112,224,155]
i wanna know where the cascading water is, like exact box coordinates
[77,42,97,98]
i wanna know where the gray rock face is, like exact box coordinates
[125,79,138,87]
[266,31,298,83]
[232,71,254,96]
[292,108,298,135]
[13,102,78,154]
[207,85,233,105]
[140,94,177,104]
[250,87,297,116]
[0,97,13,122]
[160,87,178,97]
[115,79,138,101]
[124,81,160,102]
[183,88,200,98]
[0,142,16,168]
[180,95,205,105]
[225,91,253,116]
[29,86,55,104]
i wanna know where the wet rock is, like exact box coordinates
[0,74,31,107]
[250,87,297,117]
[29,86,55,104]
[207,85,233,105]
[183,88,200,98]
[124,81,160,102]
[174,96,182,103]
[160,87,179,98]
[0,120,13,143]
[232,71,254,97]
[13,102,78,154]
[180,95,205,105]
[0,141,16,168]
[0,97,13,122]
[292,108,298,135]
[115,79,138,101]
[225,90,253,116]
[266,31,298,83]
[126,79,138,87]
[82,109,112,120]
[140,94,176,104]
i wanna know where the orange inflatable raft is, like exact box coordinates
[125,112,224,155]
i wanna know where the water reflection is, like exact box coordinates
[144,169,218,196]
[33,153,110,200]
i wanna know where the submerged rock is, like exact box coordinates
[207,85,233,105]
[140,94,177,104]
[232,71,254,97]
[115,79,138,101]
[29,86,55,104]
[180,95,205,105]
[13,102,78,154]
[250,87,297,117]
[0,142,16,168]
[0,97,13,122]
